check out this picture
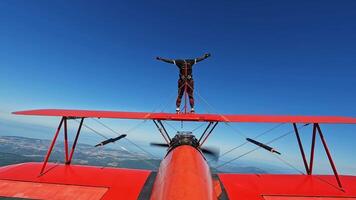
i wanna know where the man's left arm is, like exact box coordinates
[194,53,211,64]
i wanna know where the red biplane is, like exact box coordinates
[1,108,356,200]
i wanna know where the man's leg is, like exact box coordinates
[176,79,184,112]
[187,79,195,112]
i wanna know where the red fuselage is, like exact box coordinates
[150,145,217,200]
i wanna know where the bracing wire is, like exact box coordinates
[215,124,309,169]
[216,123,285,161]
[223,123,248,138]
[271,148,345,192]
[74,119,109,139]
[115,144,158,170]
[191,122,207,132]
[125,120,147,134]
[123,137,159,160]
[154,81,187,113]
[186,83,247,138]
[272,154,305,175]
[92,118,159,159]
[267,127,344,192]
[162,120,179,132]
[74,119,159,169]
[186,83,215,114]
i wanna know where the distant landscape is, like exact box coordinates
[0,135,272,173]
[0,135,161,170]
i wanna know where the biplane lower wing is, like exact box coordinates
[13,109,356,124]
[218,173,356,200]
[0,162,153,200]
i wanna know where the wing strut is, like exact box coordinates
[198,122,219,147]
[68,118,84,164]
[293,123,343,189]
[40,117,64,174]
[40,117,85,175]
[293,123,310,174]
[153,120,171,145]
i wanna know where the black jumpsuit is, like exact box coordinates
[174,59,195,109]
[157,54,210,110]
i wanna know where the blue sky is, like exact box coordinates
[1,0,356,174]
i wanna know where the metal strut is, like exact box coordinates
[67,117,84,164]
[199,122,218,147]
[315,123,343,189]
[153,120,171,145]
[64,118,69,164]
[309,124,317,174]
[198,122,213,144]
[293,123,310,174]
[40,117,64,174]
[40,117,85,174]
[293,123,343,189]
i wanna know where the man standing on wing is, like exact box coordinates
[156,53,211,113]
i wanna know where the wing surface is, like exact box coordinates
[0,162,153,200]
[218,173,356,200]
[13,109,356,124]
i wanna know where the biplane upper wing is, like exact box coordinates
[3,109,356,200]
[13,109,356,124]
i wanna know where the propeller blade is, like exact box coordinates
[201,146,220,161]
[95,134,127,147]
[150,142,169,147]
[246,138,281,155]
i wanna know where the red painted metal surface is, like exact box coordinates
[264,196,356,200]
[6,110,356,199]
[293,123,309,174]
[68,117,84,164]
[13,109,356,124]
[0,162,151,200]
[63,118,69,164]
[309,124,317,174]
[1,162,356,200]
[0,179,108,200]
[219,174,356,200]
[316,124,343,188]
[150,145,217,200]
[41,117,64,174]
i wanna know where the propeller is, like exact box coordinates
[150,142,220,161]
[201,147,220,159]
[150,142,169,147]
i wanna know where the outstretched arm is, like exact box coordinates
[156,56,175,64]
[195,53,211,63]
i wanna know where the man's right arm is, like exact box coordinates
[156,57,175,64]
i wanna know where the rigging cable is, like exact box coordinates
[215,123,309,169]
[186,83,247,138]
[271,150,344,192]
[216,123,285,161]
[92,118,159,159]
[74,119,158,169]
[191,122,207,132]
[158,82,187,113]
[162,120,179,132]
[75,120,109,140]
[272,154,305,175]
